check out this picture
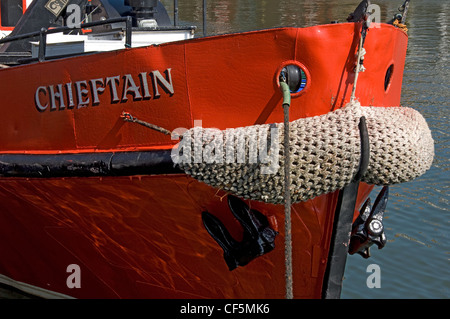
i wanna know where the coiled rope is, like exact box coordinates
[393,19,408,33]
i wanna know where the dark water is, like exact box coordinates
[161,0,450,299]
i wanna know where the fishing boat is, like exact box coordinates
[0,0,433,299]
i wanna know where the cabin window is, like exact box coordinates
[1,0,23,27]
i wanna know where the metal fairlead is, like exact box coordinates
[279,64,304,94]
[349,186,388,258]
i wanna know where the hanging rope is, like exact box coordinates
[399,0,410,24]
[279,77,293,299]
[350,19,370,103]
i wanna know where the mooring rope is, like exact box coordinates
[280,79,293,299]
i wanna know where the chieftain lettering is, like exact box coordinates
[34,68,174,112]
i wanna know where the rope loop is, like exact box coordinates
[393,19,408,33]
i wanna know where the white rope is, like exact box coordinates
[350,26,367,103]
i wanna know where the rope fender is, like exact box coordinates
[172,101,434,205]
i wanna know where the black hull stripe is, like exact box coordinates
[0,150,182,178]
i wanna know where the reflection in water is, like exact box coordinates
[162,0,408,35]
[161,0,449,299]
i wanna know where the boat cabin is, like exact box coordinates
[0,0,29,37]
[0,0,196,65]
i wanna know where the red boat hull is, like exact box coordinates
[0,23,407,298]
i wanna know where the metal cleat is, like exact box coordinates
[349,186,388,258]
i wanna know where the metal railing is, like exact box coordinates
[0,0,209,63]
[0,16,132,62]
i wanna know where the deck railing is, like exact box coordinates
[0,16,132,62]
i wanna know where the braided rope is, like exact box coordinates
[172,102,434,205]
